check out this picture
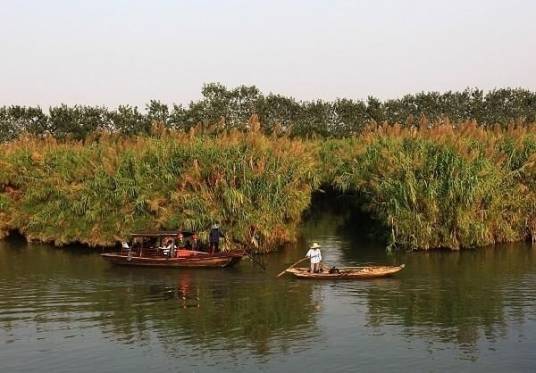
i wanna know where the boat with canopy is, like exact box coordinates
[101,230,244,268]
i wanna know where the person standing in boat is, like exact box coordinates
[209,224,223,254]
[306,242,322,273]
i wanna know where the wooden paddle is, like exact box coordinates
[276,257,308,278]
[246,250,266,271]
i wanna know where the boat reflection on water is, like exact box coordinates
[101,270,321,357]
[155,274,201,308]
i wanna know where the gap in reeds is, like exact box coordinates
[301,187,390,246]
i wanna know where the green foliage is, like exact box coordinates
[0,122,534,251]
[324,123,536,249]
[2,85,536,142]
[0,106,49,141]
[0,131,317,250]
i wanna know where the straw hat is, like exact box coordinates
[310,242,321,249]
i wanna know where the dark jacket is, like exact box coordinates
[209,228,221,243]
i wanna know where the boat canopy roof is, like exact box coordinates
[130,230,196,238]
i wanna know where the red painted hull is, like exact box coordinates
[101,251,244,268]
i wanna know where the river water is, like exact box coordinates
[1,205,536,372]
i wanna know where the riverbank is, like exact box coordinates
[0,122,534,251]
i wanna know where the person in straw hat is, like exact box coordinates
[306,242,322,273]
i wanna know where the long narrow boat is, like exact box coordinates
[101,250,244,268]
[101,230,244,269]
[285,264,405,279]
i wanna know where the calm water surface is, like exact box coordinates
[1,209,536,372]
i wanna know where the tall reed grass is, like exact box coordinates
[0,121,534,251]
[0,128,318,251]
[323,122,536,249]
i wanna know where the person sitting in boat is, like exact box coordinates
[121,241,130,254]
[192,233,198,250]
[306,242,322,273]
[177,232,184,248]
[209,224,224,254]
[170,240,178,257]
[185,239,192,250]
[163,240,173,257]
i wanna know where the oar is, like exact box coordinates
[276,257,308,278]
[246,250,266,271]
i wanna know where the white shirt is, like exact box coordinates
[306,248,322,264]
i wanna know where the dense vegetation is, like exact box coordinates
[0,120,534,251]
[1,84,536,141]
[0,127,317,249]
[322,123,536,249]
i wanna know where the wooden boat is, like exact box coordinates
[101,251,243,268]
[285,264,405,279]
[101,230,244,268]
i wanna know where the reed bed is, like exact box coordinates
[323,122,536,249]
[0,129,318,251]
[0,122,534,251]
